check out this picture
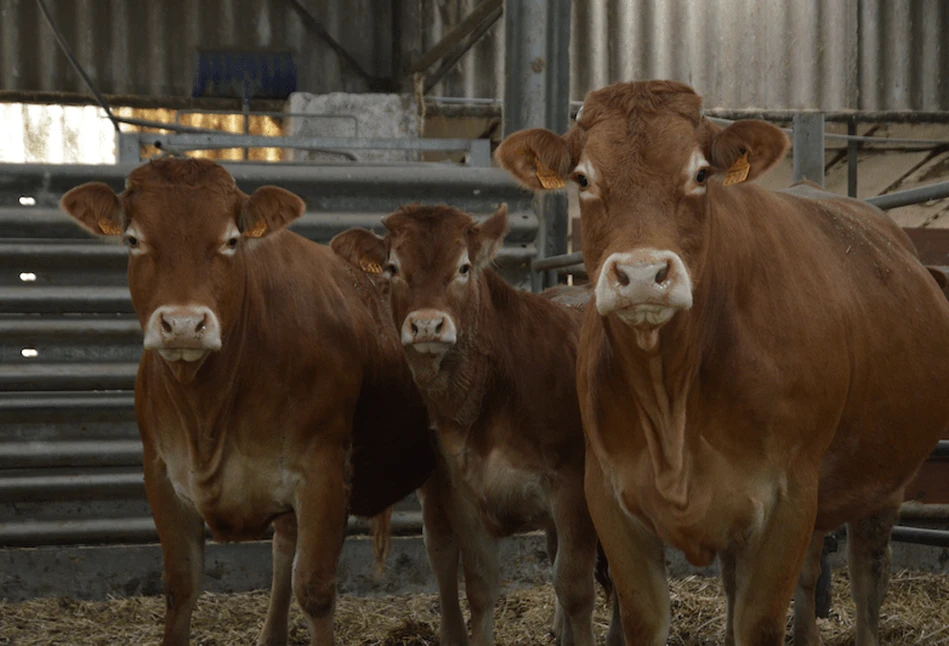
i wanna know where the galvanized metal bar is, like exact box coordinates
[866,181,949,210]
[0,286,133,314]
[532,251,582,272]
[890,526,949,548]
[0,512,425,547]
[0,440,142,469]
[0,470,144,502]
[792,113,826,187]
[0,318,141,340]
[932,440,949,459]
[144,134,482,154]
[847,118,858,198]
[468,139,493,168]
[503,0,571,291]
[0,361,138,391]
[116,132,140,164]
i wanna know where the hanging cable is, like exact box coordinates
[35,0,121,132]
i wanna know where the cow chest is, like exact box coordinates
[159,434,297,542]
[438,428,552,537]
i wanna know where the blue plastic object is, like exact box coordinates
[191,49,297,100]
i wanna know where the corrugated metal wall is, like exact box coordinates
[2,0,948,112]
[0,0,393,97]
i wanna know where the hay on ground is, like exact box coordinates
[1,570,947,645]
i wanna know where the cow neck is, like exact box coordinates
[413,275,498,432]
[160,254,255,469]
[606,308,701,511]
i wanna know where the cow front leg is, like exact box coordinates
[848,504,898,646]
[545,528,565,642]
[293,441,349,645]
[584,453,669,646]
[257,513,297,646]
[731,481,818,646]
[454,497,500,646]
[550,485,597,646]
[792,530,827,646]
[418,467,468,646]
[143,451,206,646]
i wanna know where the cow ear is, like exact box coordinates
[241,186,305,238]
[709,120,789,186]
[469,204,509,269]
[60,182,124,237]
[495,128,574,191]
[329,228,387,275]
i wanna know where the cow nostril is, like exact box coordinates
[614,265,630,287]
[195,318,206,334]
[411,322,419,335]
[435,320,443,334]
[655,263,670,284]
[161,317,172,334]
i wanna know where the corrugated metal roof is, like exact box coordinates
[2,0,948,112]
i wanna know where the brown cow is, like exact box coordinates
[59,157,443,646]
[496,80,949,646]
[331,205,622,646]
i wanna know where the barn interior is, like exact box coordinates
[1,1,949,644]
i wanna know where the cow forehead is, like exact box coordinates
[581,119,702,183]
[124,186,238,233]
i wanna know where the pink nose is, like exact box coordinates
[144,305,222,351]
[594,249,694,321]
[400,309,458,346]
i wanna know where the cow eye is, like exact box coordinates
[459,263,471,276]
[125,236,138,248]
[696,168,709,184]
[227,237,239,249]
[385,263,398,276]
[575,173,589,189]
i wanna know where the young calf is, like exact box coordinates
[332,205,620,646]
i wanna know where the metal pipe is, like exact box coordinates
[932,440,949,458]
[0,512,425,547]
[866,181,949,210]
[0,287,134,314]
[0,470,144,502]
[890,526,949,547]
[0,440,142,469]
[145,134,485,155]
[0,361,138,391]
[533,251,582,271]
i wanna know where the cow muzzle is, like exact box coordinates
[401,309,458,356]
[595,249,693,351]
[143,305,223,363]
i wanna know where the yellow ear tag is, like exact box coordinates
[723,151,751,187]
[359,259,382,274]
[98,218,123,236]
[536,161,567,189]
[521,148,566,189]
[244,220,267,238]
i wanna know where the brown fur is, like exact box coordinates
[496,80,949,646]
[333,205,621,646]
[59,158,437,646]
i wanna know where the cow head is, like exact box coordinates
[60,158,304,382]
[333,204,508,379]
[496,80,788,351]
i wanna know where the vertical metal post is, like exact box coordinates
[847,118,858,197]
[116,132,140,164]
[503,0,571,291]
[792,113,826,187]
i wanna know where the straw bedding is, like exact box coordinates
[2,570,947,645]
